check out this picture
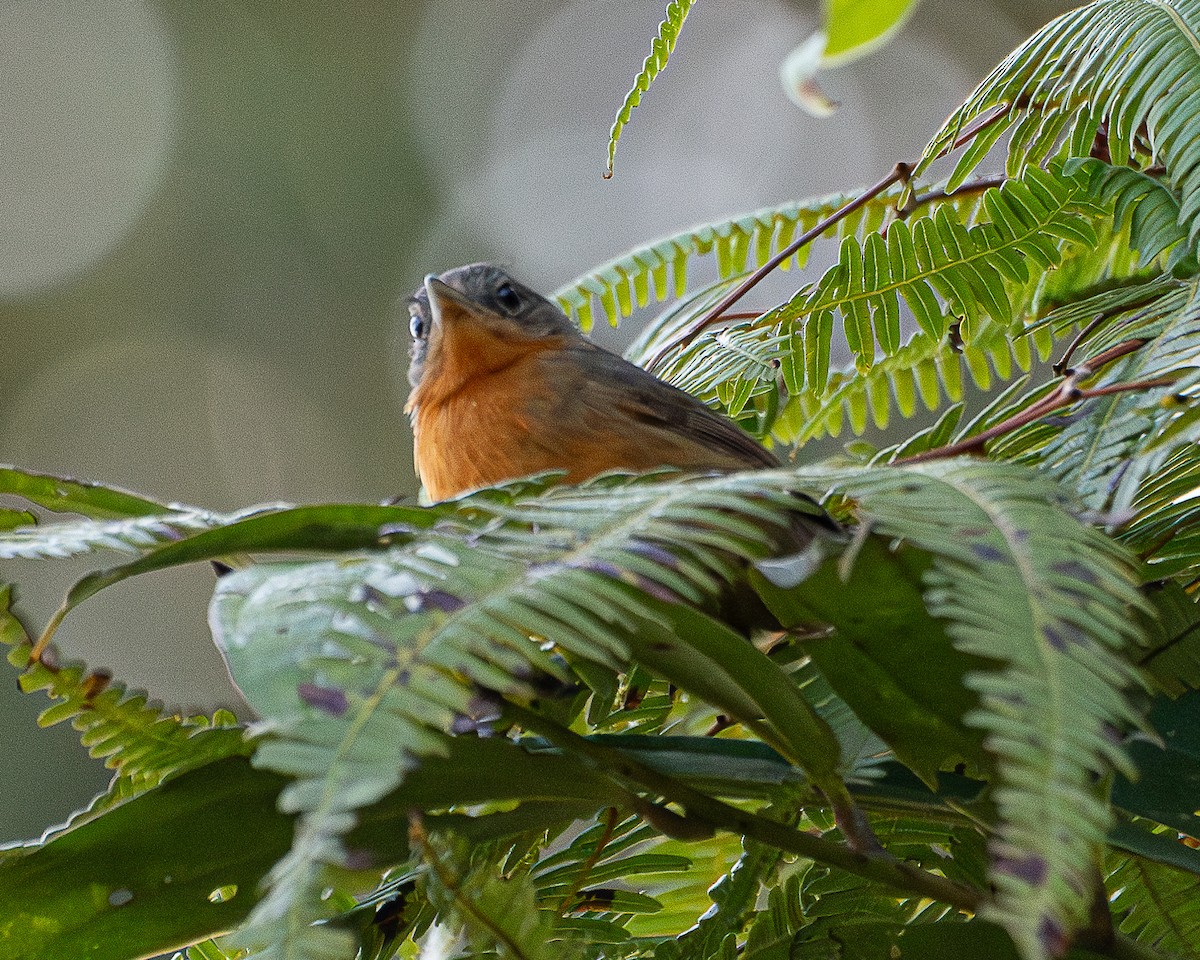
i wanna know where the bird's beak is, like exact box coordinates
[424,274,480,329]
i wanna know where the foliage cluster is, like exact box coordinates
[5,2,1200,960]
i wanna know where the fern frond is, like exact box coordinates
[606,0,696,180]
[660,826,788,958]
[773,319,1054,445]
[749,849,977,960]
[985,281,1200,580]
[804,461,1149,960]
[1123,443,1200,580]
[174,940,248,960]
[207,473,846,957]
[1,585,247,793]
[1107,827,1200,954]
[647,165,1130,444]
[555,181,992,331]
[0,505,274,560]
[919,0,1200,245]
[229,817,356,960]
[651,320,785,424]
[0,464,172,519]
[1138,581,1200,695]
[778,166,1102,372]
[532,810,703,941]
[1071,158,1193,270]
[741,873,807,960]
[416,826,560,960]
[192,458,1152,959]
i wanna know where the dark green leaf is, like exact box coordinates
[753,536,990,784]
[0,464,169,519]
[0,757,294,960]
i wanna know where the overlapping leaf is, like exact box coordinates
[605,0,695,180]
[919,0,1200,245]
[781,461,1149,960]
[202,474,843,958]
[1,585,247,796]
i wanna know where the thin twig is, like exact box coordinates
[1079,376,1178,398]
[1078,338,1149,374]
[1054,313,1111,375]
[898,336,1165,463]
[905,175,1008,218]
[643,108,1028,371]
[502,702,982,913]
[898,371,1173,464]
[557,806,619,915]
[949,102,1017,151]
[645,164,913,371]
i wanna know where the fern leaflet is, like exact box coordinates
[606,0,696,179]
[919,0,1200,245]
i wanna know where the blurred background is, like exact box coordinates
[1,0,1070,843]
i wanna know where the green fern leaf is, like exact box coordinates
[1138,582,1200,696]
[0,464,171,519]
[662,826,788,959]
[0,505,271,560]
[1,584,247,792]
[1107,827,1200,954]
[920,0,1200,245]
[205,475,845,957]
[795,461,1149,960]
[415,828,561,960]
[988,281,1200,581]
[667,165,1127,445]
[781,166,1100,372]
[555,181,982,330]
[1071,158,1193,269]
[606,0,695,180]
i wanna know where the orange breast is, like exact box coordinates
[412,351,564,501]
[410,338,768,501]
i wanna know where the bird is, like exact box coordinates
[403,263,838,736]
[404,262,781,502]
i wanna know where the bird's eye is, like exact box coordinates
[495,282,522,313]
[409,312,425,340]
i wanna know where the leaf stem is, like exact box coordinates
[645,163,913,371]
[904,175,1008,219]
[1076,338,1150,373]
[1053,314,1118,375]
[503,702,983,913]
[896,339,1171,464]
[556,806,619,915]
[409,812,535,960]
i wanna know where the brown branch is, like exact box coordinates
[1077,338,1149,374]
[641,104,1031,373]
[1054,313,1112,375]
[899,334,1162,464]
[897,337,1170,465]
[905,175,1008,218]
[1079,376,1177,398]
[950,102,1016,151]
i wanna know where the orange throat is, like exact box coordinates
[407,325,568,500]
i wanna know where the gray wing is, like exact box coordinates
[560,342,780,470]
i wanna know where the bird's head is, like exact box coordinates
[406,263,577,395]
